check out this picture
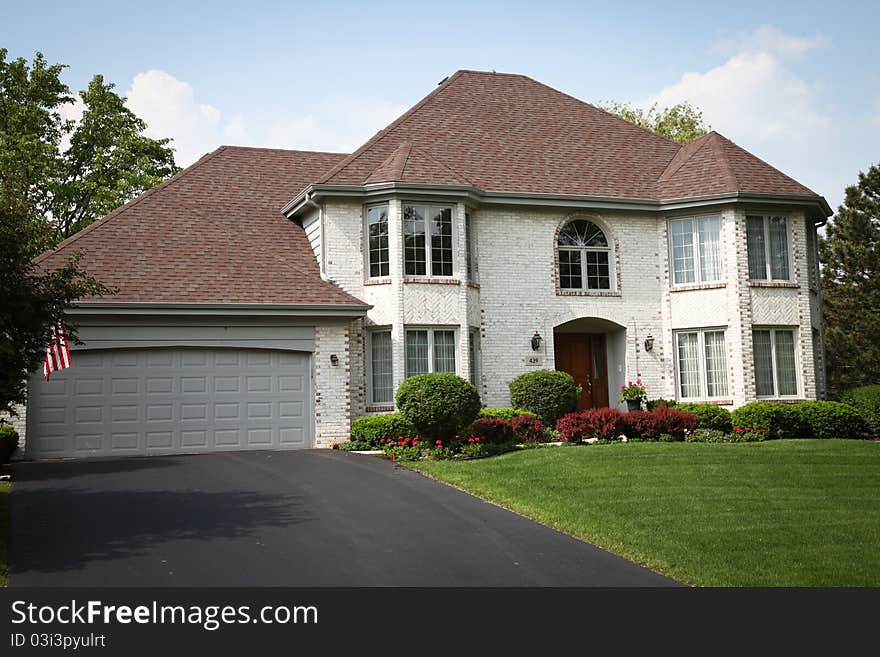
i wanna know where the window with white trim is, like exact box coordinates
[368,330,393,404]
[557,219,612,290]
[404,204,454,277]
[365,204,389,278]
[669,215,722,285]
[747,215,790,281]
[674,328,729,399]
[405,328,456,377]
[753,328,799,397]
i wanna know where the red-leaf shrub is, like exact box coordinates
[621,406,701,439]
[469,417,515,444]
[511,414,545,443]
[556,408,624,442]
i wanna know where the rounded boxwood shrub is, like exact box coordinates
[730,402,807,438]
[350,413,417,448]
[0,424,20,465]
[840,385,880,436]
[478,407,536,420]
[797,401,864,439]
[509,370,578,426]
[396,373,481,441]
[675,403,732,432]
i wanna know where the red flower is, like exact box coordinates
[733,426,743,433]
[468,438,474,443]
[620,385,626,390]
[435,439,443,445]
[759,429,766,433]
[389,453,395,460]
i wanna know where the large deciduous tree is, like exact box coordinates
[600,100,709,144]
[819,163,880,396]
[0,49,179,242]
[0,183,109,415]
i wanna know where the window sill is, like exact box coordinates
[677,399,733,406]
[755,397,805,403]
[403,277,461,286]
[366,405,395,413]
[364,278,391,286]
[467,282,481,290]
[748,281,799,289]
[670,282,727,292]
[556,289,621,297]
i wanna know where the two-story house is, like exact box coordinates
[19,70,831,459]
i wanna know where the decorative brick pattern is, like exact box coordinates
[314,323,351,447]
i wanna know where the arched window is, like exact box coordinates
[557,219,612,290]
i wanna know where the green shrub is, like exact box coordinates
[350,413,417,448]
[675,403,733,432]
[731,402,807,438]
[0,424,19,464]
[509,370,579,426]
[646,398,676,411]
[478,407,536,420]
[396,373,482,441]
[797,401,864,439]
[840,386,880,436]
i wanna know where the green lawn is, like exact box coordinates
[0,481,9,586]
[409,440,880,586]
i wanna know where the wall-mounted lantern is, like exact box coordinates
[643,334,654,352]
[330,354,339,366]
[531,331,543,351]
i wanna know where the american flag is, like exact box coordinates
[44,319,72,381]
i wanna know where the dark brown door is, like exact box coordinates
[554,333,609,410]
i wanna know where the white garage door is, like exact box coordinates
[27,347,313,459]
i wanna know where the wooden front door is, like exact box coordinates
[554,333,609,410]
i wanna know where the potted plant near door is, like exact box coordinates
[620,380,646,412]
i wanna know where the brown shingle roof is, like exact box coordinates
[38,146,366,306]
[308,70,824,205]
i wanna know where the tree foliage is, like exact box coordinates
[819,163,880,396]
[0,184,109,415]
[0,49,179,242]
[600,100,710,144]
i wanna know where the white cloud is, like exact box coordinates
[123,69,407,167]
[58,96,85,152]
[711,25,826,61]
[125,69,245,167]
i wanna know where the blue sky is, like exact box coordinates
[4,0,878,209]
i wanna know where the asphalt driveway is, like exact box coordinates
[9,450,677,586]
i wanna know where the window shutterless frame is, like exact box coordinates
[366,329,394,405]
[364,203,390,279]
[404,327,458,377]
[403,204,455,278]
[556,219,614,291]
[673,327,730,400]
[667,215,723,286]
[752,327,800,399]
[746,214,791,281]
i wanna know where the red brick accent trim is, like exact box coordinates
[467,282,481,290]
[747,281,799,288]
[365,405,395,413]
[670,282,727,293]
[364,278,391,286]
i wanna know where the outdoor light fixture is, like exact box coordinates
[330,354,339,366]
[531,331,543,351]
[644,335,654,352]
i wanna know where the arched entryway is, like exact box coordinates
[554,318,626,410]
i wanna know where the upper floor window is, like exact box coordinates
[366,204,389,278]
[669,215,722,285]
[557,219,611,290]
[404,204,453,277]
[747,215,790,281]
[368,330,393,404]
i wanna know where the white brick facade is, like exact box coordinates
[310,197,824,429]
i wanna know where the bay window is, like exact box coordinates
[753,328,799,397]
[368,330,393,404]
[404,204,454,277]
[675,328,729,399]
[366,204,389,278]
[747,215,790,281]
[669,215,722,285]
[405,328,456,377]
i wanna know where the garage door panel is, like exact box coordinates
[28,347,313,458]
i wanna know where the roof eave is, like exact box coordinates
[67,301,371,318]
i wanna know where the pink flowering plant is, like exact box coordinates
[619,380,647,403]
